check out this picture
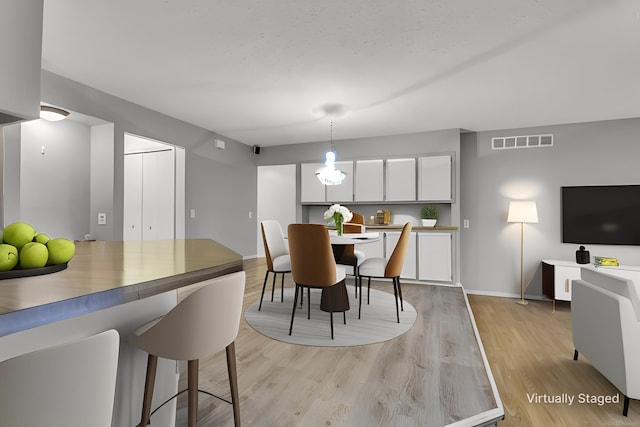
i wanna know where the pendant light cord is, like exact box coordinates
[330,120,333,152]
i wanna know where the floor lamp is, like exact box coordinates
[507,201,538,306]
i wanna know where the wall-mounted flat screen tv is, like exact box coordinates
[562,185,640,246]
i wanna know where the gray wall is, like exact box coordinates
[34,71,258,255]
[17,118,91,239]
[460,118,640,297]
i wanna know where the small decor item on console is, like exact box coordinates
[594,256,619,267]
[575,246,590,264]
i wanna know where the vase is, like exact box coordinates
[335,216,344,236]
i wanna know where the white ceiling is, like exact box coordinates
[41,0,640,147]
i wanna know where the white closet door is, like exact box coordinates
[142,150,175,240]
[123,154,143,241]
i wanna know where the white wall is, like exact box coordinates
[90,123,115,240]
[39,70,258,256]
[17,118,91,240]
[460,118,640,298]
[256,164,297,256]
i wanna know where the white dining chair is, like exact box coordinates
[259,220,292,310]
[0,329,120,427]
[357,222,413,322]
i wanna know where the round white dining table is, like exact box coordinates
[328,230,381,245]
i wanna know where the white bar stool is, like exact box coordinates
[0,329,120,427]
[129,271,245,427]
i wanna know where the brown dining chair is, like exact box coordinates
[259,220,291,310]
[287,223,348,339]
[129,271,245,427]
[357,222,413,322]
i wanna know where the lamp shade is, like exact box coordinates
[507,201,538,223]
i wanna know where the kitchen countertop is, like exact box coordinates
[363,224,458,231]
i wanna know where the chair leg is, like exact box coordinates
[289,285,300,335]
[280,272,285,302]
[393,277,400,323]
[367,277,371,305]
[623,395,629,416]
[358,275,363,319]
[188,359,199,427]
[137,354,158,427]
[330,310,334,340]
[573,349,579,361]
[270,271,277,302]
[226,342,241,427]
[258,271,269,311]
[397,277,404,311]
[307,287,311,319]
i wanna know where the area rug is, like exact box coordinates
[244,285,417,347]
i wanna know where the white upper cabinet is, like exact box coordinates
[386,158,416,201]
[418,155,452,201]
[326,161,354,203]
[355,159,384,202]
[300,162,326,203]
[0,0,43,124]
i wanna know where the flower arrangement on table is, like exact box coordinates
[323,204,353,236]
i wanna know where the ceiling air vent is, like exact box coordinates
[492,134,553,150]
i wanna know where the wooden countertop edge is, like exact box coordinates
[0,259,243,337]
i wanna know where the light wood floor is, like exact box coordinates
[468,294,640,426]
[172,258,497,426]
[172,258,639,426]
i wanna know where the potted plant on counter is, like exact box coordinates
[420,205,438,227]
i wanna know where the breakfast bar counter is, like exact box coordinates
[0,239,243,336]
[0,239,243,427]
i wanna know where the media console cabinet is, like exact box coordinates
[542,259,640,311]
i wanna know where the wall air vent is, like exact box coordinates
[492,134,553,150]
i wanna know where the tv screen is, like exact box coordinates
[562,185,640,246]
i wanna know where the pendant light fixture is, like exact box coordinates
[316,120,346,185]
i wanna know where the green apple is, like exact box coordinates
[47,238,76,265]
[0,243,19,271]
[34,233,51,245]
[3,222,36,250]
[19,242,49,269]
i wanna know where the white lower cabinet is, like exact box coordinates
[385,232,417,279]
[418,232,452,282]
[553,265,581,301]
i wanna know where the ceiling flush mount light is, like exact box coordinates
[316,120,346,186]
[40,105,70,122]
